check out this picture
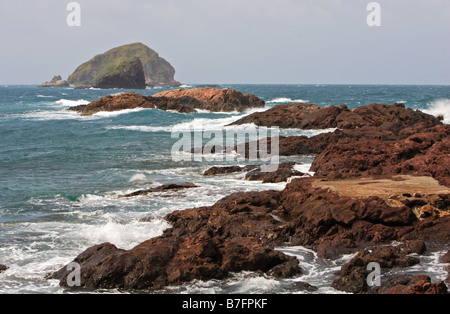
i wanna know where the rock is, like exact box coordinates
[92,57,147,90]
[118,183,198,198]
[231,102,439,130]
[203,166,246,176]
[153,88,265,113]
[69,92,156,116]
[399,240,427,255]
[289,281,319,292]
[203,163,305,183]
[55,174,450,291]
[310,124,450,187]
[332,245,420,294]
[39,75,69,88]
[54,233,300,291]
[441,250,450,264]
[68,42,181,87]
[266,259,302,278]
[245,163,305,183]
[0,265,8,273]
[376,275,448,294]
[69,88,265,115]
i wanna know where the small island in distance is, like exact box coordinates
[40,42,181,89]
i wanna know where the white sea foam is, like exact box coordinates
[129,173,147,183]
[267,97,309,104]
[78,219,170,250]
[54,99,90,107]
[37,95,55,98]
[293,164,315,176]
[422,98,450,124]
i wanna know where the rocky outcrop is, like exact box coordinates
[152,88,265,113]
[54,101,449,293]
[374,275,448,294]
[331,244,421,293]
[231,103,440,130]
[0,265,8,273]
[203,163,305,183]
[93,58,146,90]
[68,89,265,115]
[310,124,450,187]
[39,75,69,88]
[69,92,156,116]
[54,173,450,291]
[68,43,181,87]
[118,183,198,198]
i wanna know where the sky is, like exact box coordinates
[0,0,449,85]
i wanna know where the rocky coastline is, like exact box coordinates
[53,93,449,294]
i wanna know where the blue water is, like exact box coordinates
[0,84,449,293]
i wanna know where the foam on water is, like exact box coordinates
[422,98,450,124]
[267,97,309,104]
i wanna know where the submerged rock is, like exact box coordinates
[118,183,199,198]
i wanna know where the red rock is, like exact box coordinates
[69,88,265,115]
[153,88,265,112]
[231,102,439,130]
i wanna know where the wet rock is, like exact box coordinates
[289,281,319,292]
[118,183,198,198]
[245,163,305,183]
[69,88,265,115]
[0,265,8,273]
[203,166,247,176]
[441,250,450,264]
[399,240,427,255]
[375,275,448,294]
[231,102,439,130]
[332,245,420,294]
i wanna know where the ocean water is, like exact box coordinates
[0,84,449,294]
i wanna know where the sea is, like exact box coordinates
[0,84,449,294]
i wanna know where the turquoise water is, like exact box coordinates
[0,84,449,293]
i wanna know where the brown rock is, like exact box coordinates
[332,245,420,294]
[231,102,439,130]
[0,265,8,273]
[69,88,265,115]
[379,275,448,294]
[153,88,265,113]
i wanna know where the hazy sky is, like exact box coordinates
[1,0,449,85]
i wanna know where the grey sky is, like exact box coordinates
[0,0,449,85]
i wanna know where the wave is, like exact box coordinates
[37,95,55,98]
[267,97,309,104]
[422,99,450,124]
[54,99,90,107]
